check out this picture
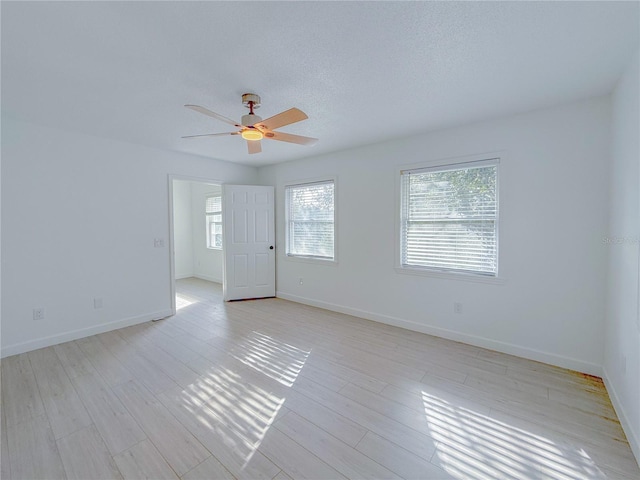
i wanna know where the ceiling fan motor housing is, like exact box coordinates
[241,114,262,126]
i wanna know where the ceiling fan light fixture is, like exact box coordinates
[241,129,264,141]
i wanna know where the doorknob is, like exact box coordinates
[269,245,274,250]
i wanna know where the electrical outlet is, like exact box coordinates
[33,308,45,321]
[454,302,463,314]
[299,277,304,285]
[154,238,165,248]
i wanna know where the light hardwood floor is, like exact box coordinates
[1,277,638,479]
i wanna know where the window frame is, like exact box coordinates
[395,153,504,284]
[284,177,338,265]
[205,194,223,250]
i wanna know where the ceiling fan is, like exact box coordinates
[183,93,318,154]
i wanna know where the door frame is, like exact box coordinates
[167,174,223,315]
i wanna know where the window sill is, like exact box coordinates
[284,255,338,266]
[394,266,505,284]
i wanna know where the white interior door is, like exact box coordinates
[222,184,275,301]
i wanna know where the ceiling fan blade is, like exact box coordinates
[257,108,308,130]
[247,140,262,154]
[267,131,318,146]
[185,104,242,128]
[181,132,238,138]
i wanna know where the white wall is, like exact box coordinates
[173,180,194,279]
[1,117,257,357]
[191,182,223,283]
[604,51,640,464]
[259,96,611,374]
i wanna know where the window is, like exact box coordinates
[206,195,222,249]
[400,159,498,276]
[285,180,335,260]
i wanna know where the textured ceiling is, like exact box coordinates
[2,1,638,167]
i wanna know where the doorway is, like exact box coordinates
[169,175,223,314]
[169,177,277,312]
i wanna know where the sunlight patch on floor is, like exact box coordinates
[176,293,199,310]
[171,364,286,470]
[422,392,606,480]
[231,331,310,387]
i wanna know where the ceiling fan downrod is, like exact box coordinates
[241,93,262,127]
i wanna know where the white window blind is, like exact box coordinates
[206,195,222,249]
[400,159,498,276]
[285,180,335,260]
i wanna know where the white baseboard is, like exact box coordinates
[602,367,640,469]
[193,274,222,284]
[0,309,173,358]
[175,273,194,280]
[276,291,603,377]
